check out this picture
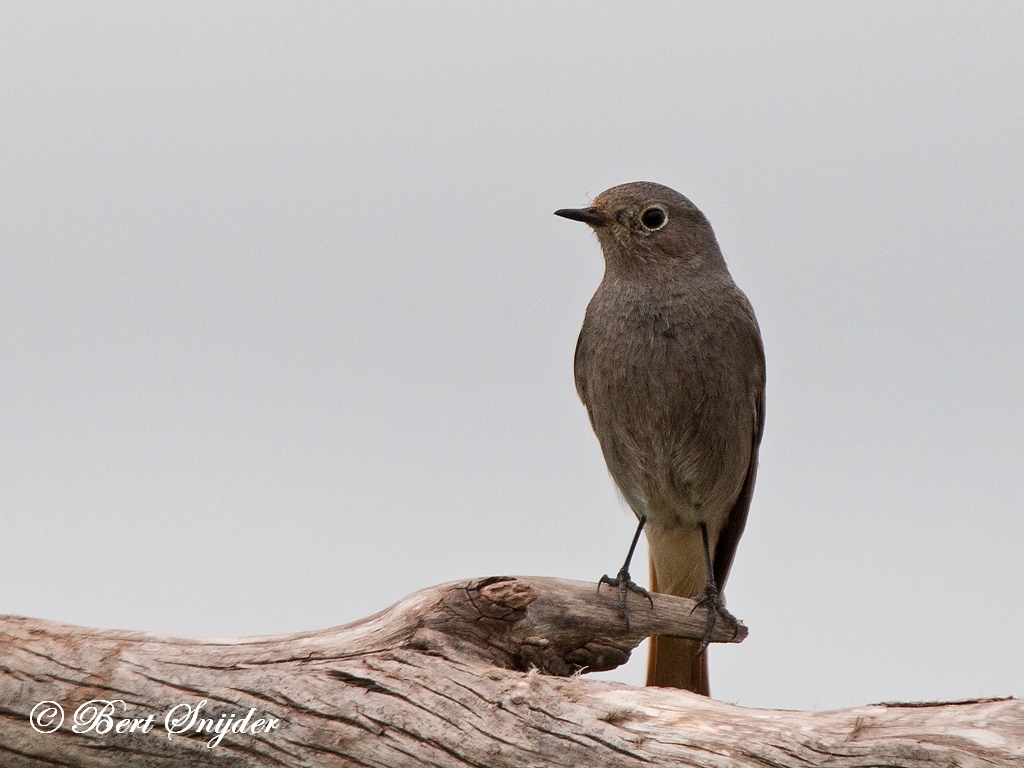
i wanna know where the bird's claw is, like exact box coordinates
[690,583,739,657]
[598,568,654,630]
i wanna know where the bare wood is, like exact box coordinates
[0,576,1020,767]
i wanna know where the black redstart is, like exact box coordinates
[556,182,765,694]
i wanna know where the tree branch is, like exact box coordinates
[0,576,1019,766]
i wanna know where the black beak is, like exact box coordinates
[554,207,608,226]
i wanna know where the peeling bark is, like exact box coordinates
[0,576,1020,767]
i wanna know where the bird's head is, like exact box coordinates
[555,181,723,274]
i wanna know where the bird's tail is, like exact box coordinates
[645,527,710,695]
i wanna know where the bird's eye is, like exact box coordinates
[640,207,667,230]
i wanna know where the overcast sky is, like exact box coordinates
[2,2,1022,712]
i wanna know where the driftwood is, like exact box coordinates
[0,575,1020,767]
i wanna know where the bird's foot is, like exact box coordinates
[598,568,654,630]
[690,583,739,656]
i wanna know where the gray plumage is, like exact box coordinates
[559,182,765,693]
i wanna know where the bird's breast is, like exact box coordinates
[576,284,760,529]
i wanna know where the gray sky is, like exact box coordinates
[2,2,1022,711]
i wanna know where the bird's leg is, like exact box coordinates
[691,521,739,656]
[598,514,654,629]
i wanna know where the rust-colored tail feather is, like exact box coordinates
[645,553,710,695]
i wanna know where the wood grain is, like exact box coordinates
[1,576,1019,766]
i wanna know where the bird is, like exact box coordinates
[555,182,765,695]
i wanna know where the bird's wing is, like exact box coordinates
[573,328,590,409]
[713,381,765,590]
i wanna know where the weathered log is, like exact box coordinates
[0,575,1020,767]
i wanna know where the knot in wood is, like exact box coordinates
[478,579,537,611]
[462,577,536,624]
